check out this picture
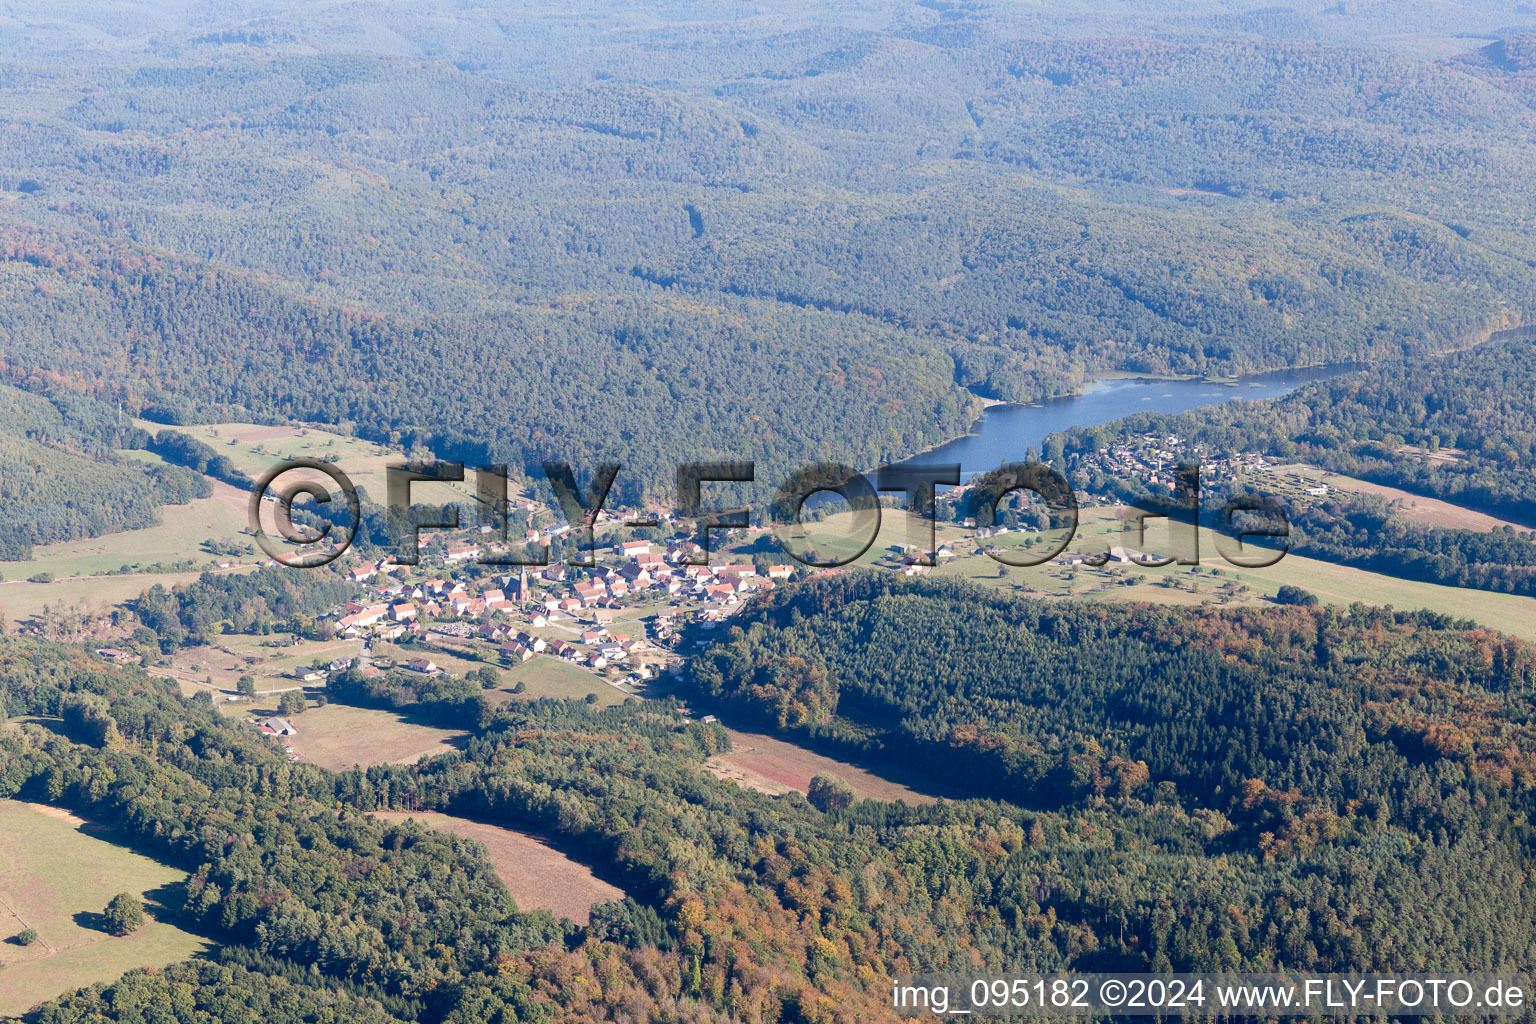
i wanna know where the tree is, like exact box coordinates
[279,690,307,717]
[15,927,38,946]
[103,893,145,936]
[806,773,854,812]
[1274,585,1319,607]
[237,675,257,699]
[475,666,501,690]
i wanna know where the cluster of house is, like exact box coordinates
[253,716,302,762]
[883,542,958,576]
[494,625,654,676]
[337,541,791,636]
[324,537,796,680]
[95,647,141,665]
[1082,433,1294,489]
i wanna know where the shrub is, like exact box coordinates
[1274,584,1319,606]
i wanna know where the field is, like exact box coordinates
[707,727,939,805]
[145,420,503,509]
[0,800,209,1017]
[785,503,1536,643]
[369,811,624,924]
[276,705,469,770]
[378,638,631,706]
[932,506,1536,641]
[0,487,250,583]
[0,569,233,625]
[372,640,491,681]
[165,635,360,696]
[1304,466,1527,532]
[500,654,628,706]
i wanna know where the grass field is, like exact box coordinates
[372,640,490,680]
[0,491,250,584]
[786,503,1536,643]
[500,654,626,706]
[374,638,629,706]
[369,811,624,924]
[276,705,469,770]
[0,569,235,625]
[0,800,209,1017]
[707,727,939,805]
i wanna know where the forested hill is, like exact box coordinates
[0,383,211,561]
[5,614,1535,1022]
[688,573,1536,825]
[4,3,1536,495]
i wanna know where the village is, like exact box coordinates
[93,431,1334,754]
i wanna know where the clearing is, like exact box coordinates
[276,704,469,770]
[369,811,624,924]
[1306,467,1528,532]
[708,727,939,805]
[0,800,209,1017]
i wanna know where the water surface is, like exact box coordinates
[902,367,1350,481]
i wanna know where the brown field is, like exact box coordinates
[277,704,469,770]
[1315,470,1525,532]
[369,811,624,923]
[708,727,938,805]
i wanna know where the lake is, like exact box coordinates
[899,367,1351,481]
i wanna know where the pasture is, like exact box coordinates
[0,569,228,625]
[0,800,208,1017]
[500,654,626,706]
[277,704,469,770]
[0,491,249,583]
[931,506,1536,642]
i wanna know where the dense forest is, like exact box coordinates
[4,2,1536,501]
[4,572,1536,1021]
[688,574,1536,814]
[130,567,356,651]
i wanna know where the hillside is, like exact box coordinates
[3,4,1536,496]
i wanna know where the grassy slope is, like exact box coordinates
[770,505,1536,643]
[0,800,209,1017]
